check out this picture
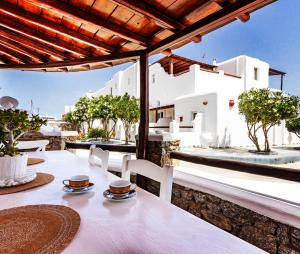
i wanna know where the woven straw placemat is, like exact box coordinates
[27,157,45,166]
[0,205,80,254]
[0,173,54,195]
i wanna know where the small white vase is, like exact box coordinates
[0,154,28,187]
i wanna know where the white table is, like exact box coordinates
[0,151,266,254]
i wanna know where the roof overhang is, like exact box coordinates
[0,0,277,72]
[269,67,286,76]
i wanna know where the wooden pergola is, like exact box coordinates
[0,0,276,159]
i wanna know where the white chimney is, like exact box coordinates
[212,58,217,65]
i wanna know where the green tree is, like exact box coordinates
[238,88,299,152]
[89,95,119,141]
[286,117,300,138]
[63,112,80,131]
[116,93,140,144]
[73,96,93,131]
[0,109,46,156]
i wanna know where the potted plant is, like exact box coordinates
[0,109,46,186]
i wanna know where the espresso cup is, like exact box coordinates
[63,175,90,188]
[109,180,132,194]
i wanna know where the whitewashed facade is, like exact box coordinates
[84,55,296,147]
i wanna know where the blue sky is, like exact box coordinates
[0,0,299,118]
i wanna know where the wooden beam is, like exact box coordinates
[0,27,68,61]
[179,0,220,20]
[65,141,136,153]
[0,36,44,63]
[137,51,149,159]
[26,0,148,46]
[0,50,25,64]
[169,58,173,75]
[170,152,300,182]
[111,0,184,30]
[0,18,87,58]
[161,49,172,56]
[0,2,115,53]
[0,45,29,64]
[238,13,250,22]
[192,35,202,43]
[0,55,13,64]
[0,50,143,70]
[148,0,274,54]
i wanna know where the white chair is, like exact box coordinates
[88,145,109,171]
[17,140,49,152]
[108,153,136,173]
[122,155,174,202]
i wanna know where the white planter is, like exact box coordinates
[0,154,29,187]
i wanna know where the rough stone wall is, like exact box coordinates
[142,140,300,254]
[145,139,180,166]
[171,184,300,254]
[19,132,78,151]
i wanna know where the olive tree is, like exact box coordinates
[286,117,300,138]
[0,109,46,156]
[63,112,80,132]
[238,88,299,152]
[116,93,140,145]
[73,96,94,131]
[88,95,119,141]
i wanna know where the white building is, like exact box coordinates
[85,54,295,147]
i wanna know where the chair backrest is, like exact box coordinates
[17,140,49,152]
[122,155,173,202]
[88,145,109,171]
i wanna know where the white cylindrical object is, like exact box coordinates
[170,120,179,134]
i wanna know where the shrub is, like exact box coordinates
[286,117,300,138]
[87,128,105,140]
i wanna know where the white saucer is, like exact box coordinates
[0,168,37,187]
[63,183,95,194]
[103,189,136,202]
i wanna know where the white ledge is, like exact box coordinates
[174,167,300,229]
[41,131,78,137]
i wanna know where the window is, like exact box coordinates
[254,67,259,80]
[152,74,155,84]
[192,112,198,120]
[110,87,112,95]
[157,111,163,120]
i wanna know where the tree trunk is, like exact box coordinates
[247,123,261,152]
[103,119,110,142]
[262,126,271,152]
[123,123,131,145]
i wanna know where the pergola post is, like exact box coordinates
[280,74,284,91]
[137,51,149,159]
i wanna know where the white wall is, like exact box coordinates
[149,63,196,108]
[88,62,140,98]
[175,93,218,134]
[217,55,269,91]
[119,63,138,97]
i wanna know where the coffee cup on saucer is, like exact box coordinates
[109,180,134,195]
[63,175,90,189]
